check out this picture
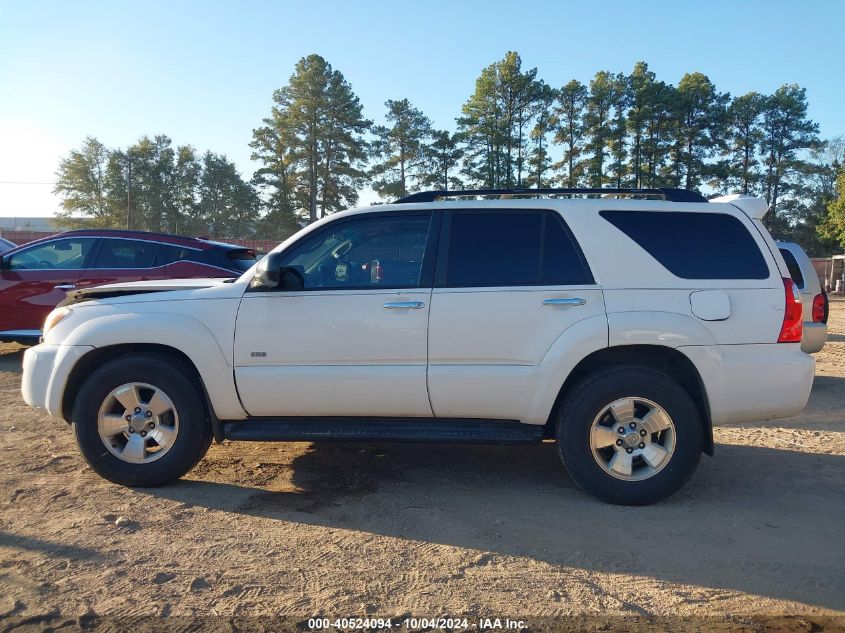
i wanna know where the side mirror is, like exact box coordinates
[250,253,305,291]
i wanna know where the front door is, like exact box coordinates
[234,211,437,418]
[0,236,98,334]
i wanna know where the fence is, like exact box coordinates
[812,257,845,294]
[0,230,279,254]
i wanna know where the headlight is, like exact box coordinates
[43,307,72,336]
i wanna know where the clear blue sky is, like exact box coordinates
[1,0,843,217]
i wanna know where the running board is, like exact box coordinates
[222,417,545,445]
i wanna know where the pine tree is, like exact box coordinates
[370,99,432,199]
[419,130,464,191]
[583,71,614,187]
[724,92,766,195]
[252,54,370,224]
[553,80,587,187]
[526,82,557,188]
[761,84,821,222]
[672,73,729,190]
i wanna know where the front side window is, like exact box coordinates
[5,238,96,270]
[91,239,157,269]
[279,214,432,290]
[444,211,592,287]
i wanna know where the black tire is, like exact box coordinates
[72,354,212,487]
[556,365,703,505]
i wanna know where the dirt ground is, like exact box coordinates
[1,305,844,631]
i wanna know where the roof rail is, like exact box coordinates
[394,187,708,204]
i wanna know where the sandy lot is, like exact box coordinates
[1,305,844,630]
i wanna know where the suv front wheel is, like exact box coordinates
[556,366,703,505]
[71,354,212,487]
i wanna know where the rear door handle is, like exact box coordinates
[54,284,76,291]
[542,297,586,306]
[383,301,425,309]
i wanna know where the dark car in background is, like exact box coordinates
[0,229,256,343]
[0,237,16,253]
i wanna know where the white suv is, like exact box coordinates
[21,188,814,505]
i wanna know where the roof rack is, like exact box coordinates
[394,187,708,204]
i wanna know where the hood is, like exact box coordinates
[59,278,227,307]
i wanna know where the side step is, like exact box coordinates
[222,417,545,445]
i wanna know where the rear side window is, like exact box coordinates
[600,210,769,280]
[444,211,592,287]
[156,244,211,267]
[91,239,157,269]
[779,248,805,289]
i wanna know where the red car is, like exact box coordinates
[0,229,257,343]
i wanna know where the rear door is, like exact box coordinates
[76,238,166,290]
[426,209,604,421]
[0,237,97,333]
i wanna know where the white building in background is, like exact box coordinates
[0,216,61,232]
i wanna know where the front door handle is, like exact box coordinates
[542,297,586,306]
[383,301,425,309]
[54,284,76,291]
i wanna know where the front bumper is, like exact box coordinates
[22,344,94,420]
[801,322,827,354]
[681,343,814,426]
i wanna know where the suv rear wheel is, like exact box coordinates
[71,355,212,487]
[556,365,703,505]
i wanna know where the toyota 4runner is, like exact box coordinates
[21,188,814,505]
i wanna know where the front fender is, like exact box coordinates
[60,312,246,420]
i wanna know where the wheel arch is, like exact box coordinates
[61,343,230,443]
[546,344,714,455]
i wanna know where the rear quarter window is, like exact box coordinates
[779,248,805,289]
[600,210,769,280]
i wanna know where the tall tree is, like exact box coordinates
[527,82,557,188]
[722,92,766,195]
[626,62,656,187]
[54,137,117,227]
[583,71,614,187]
[370,98,432,199]
[252,54,370,223]
[761,84,821,223]
[419,130,464,191]
[196,152,259,238]
[607,72,630,188]
[458,52,542,188]
[642,81,676,187]
[672,72,729,190]
[553,80,587,187]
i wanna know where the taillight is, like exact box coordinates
[812,293,827,324]
[778,278,803,343]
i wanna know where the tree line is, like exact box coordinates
[55,52,845,254]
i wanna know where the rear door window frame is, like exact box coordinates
[433,208,594,288]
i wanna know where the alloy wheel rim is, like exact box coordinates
[589,396,676,482]
[97,382,179,464]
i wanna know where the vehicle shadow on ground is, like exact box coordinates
[0,530,101,560]
[144,440,845,611]
[0,347,25,374]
